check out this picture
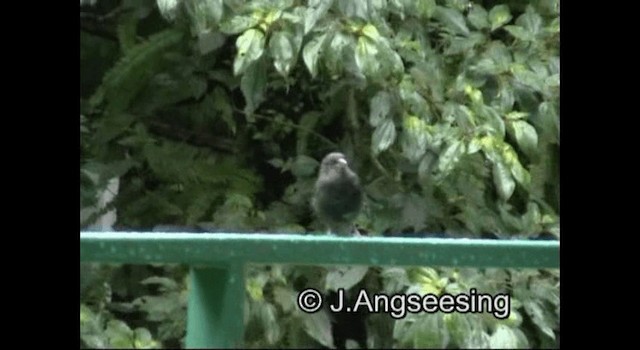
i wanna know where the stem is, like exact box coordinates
[234,108,338,149]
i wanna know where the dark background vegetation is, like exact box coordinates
[80,0,559,348]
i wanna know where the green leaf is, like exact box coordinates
[133,328,159,349]
[303,310,334,348]
[117,15,138,54]
[105,320,134,347]
[303,33,327,78]
[517,6,542,37]
[416,0,437,19]
[234,29,266,76]
[493,161,515,201]
[508,120,538,158]
[208,0,224,23]
[185,0,224,33]
[402,115,428,163]
[361,24,381,43]
[324,31,353,77]
[467,136,482,154]
[220,15,260,34]
[304,0,334,34]
[141,276,178,290]
[547,17,560,35]
[269,31,296,77]
[505,111,528,120]
[297,111,321,154]
[400,192,429,229]
[538,101,559,143]
[437,139,465,177]
[485,41,512,73]
[198,30,225,55]
[240,58,267,116]
[90,29,183,113]
[418,152,437,181]
[291,155,319,178]
[451,103,475,130]
[157,0,179,21]
[467,5,489,29]
[504,25,534,41]
[489,325,525,348]
[445,312,472,346]
[494,84,515,113]
[478,105,505,138]
[434,6,470,36]
[369,91,392,127]
[444,32,485,55]
[325,266,369,291]
[413,313,449,348]
[376,40,405,80]
[524,300,556,340]
[545,73,560,90]
[355,36,379,76]
[259,303,281,343]
[212,87,236,134]
[371,118,396,154]
[380,267,411,294]
[337,0,369,19]
[273,286,297,313]
[489,5,512,31]
[511,65,544,91]
[496,140,530,187]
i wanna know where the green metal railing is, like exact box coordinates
[80,232,560,348]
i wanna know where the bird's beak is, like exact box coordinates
[338,158,348,166]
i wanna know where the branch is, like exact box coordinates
[234,108,339,149]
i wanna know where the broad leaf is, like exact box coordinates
[234,29,265,76]
[507,120,538,158]
[240,58,267,116]
[372,118,397,154]
[303,33,327,77]
[369,91,392,127]
[220,15,260,34]
[325,265,369,291]
[434,6,470,36]
[489,5,512,31]
[269,30,297,77]
[493,160,515,201]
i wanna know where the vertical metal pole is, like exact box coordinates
[186,263,245,348]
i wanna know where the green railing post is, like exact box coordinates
[186,263,245,348]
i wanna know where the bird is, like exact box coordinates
[312,152,363,236]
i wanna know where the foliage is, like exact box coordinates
[81,0,559,348]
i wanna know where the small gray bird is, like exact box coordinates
[312,152,363,236]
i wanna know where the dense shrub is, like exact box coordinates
[80,0,559,348]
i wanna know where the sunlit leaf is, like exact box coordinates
[372,118,396,154]
[303,33,327,77]
[157,0,179,21]
[220,15,260,34]
[467,5,489,29]
[434,6,470,36]
[269,30,297,77]
[493,160,515,201]
[234,29,265,76]
[355,36,379,76]
[325,265,369,291]
[369,91,392,127]
[304,0,334,34]
[489,5,512,31]
[416,0,436,19]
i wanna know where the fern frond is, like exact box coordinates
[90,29,184,113]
